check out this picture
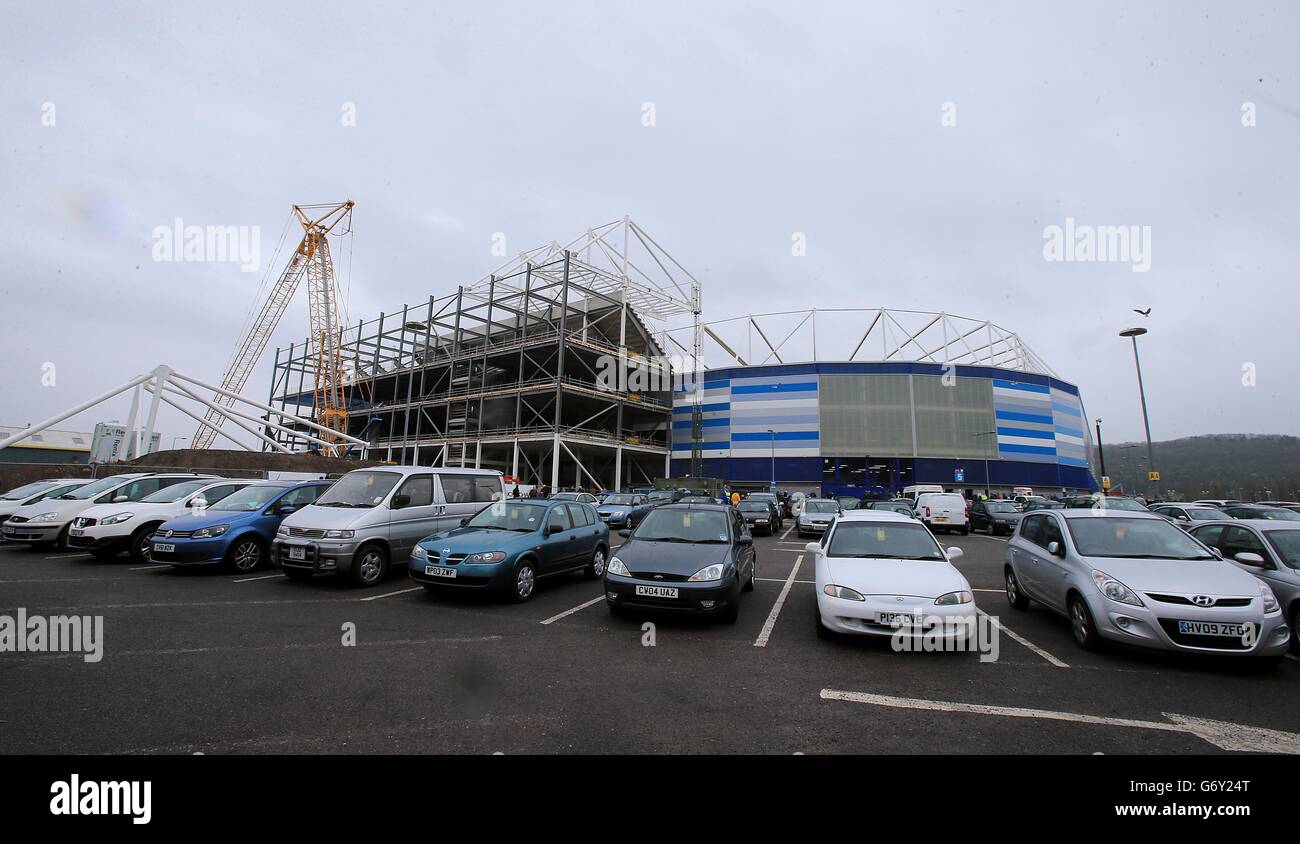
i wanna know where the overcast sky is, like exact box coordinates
[2,0,1297,449]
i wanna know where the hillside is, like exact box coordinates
[1096,434,1300,501]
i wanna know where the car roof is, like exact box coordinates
[661,502,729,510]
[344,466,501,476]
[1051,509,1165,520]
[837,509,913,522]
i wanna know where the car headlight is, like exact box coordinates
[31,512,61,523]
[191,524,229,539]
[935,590,974,606]
[823,584,866,601]
[1091,569,1142,606]
[689,563,726,582]
[324,529,354,539]
[614,511,627,518]
[412,545,427,559]
[100,512,134,526]
[277,525,289,536]
[1258,579,1280,614]
[607,556,631,576]
[464,551,506,564]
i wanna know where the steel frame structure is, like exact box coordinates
[267,218,701,491]
[662,308,1057,376]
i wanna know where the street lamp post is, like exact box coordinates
[766,429,776,490]
[170,435,189,450]
[1094,418,1106,488]
[1119,327,1158,499]
[973,431,996,497]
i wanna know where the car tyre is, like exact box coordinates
[129,525,158,563]
[585,546,607,580]
[509,558,537,602]
[743,559,755,592]
[960,525,970,536]
[1005,566,1030,610]
[720,596,739,624]
[1068,595,1102,650]
[225,536,266,573]
[349,543,389,587]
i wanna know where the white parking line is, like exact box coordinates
[359,586,423,602]
[540,595,605,625]
[129,564,171,571]
[43,553,91,560]
[756,576,814,584]
[754,554,802,648]
[779,525,794,540]
[977,608,1069,668]
[819,689,1300,754]
[232,573,282,583]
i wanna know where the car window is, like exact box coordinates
[317,471,401,507]
[826,521,946,560]
[1190,525,1224,548]
[565,503,591,527]
[1187,508,1225,521]
[1264,531,1300,569]
[278,485,323,509]
[191,483,245,506]
[473,477,502,503]
[101,478,164,503]
[398,475,435,507]
[547,505,572,532]
[1064,517,1217,560]
[1222,526,1269,560]
[633,508,730,543]
[1019,514,1045,545]
[1040,516,1065,549]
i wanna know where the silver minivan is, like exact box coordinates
[272,466,505,587]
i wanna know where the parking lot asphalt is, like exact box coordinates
[1,528,1297,754]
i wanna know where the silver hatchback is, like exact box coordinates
[1004,510,1290,665]
[1187,519,1300,654]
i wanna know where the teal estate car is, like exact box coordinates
[408,498,610,602]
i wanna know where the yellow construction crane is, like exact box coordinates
[193,200,354,453]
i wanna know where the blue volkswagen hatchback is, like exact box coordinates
[408,498,609,602]
[150,481,332,573]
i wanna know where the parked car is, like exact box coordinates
[970,499,1022,536]
[1189,519,1300,652]
[1061,495,1150,512]
[1022,499,1065,512]
[273,466,504,587]
[745,492,785,531]
[647,489,683,508]
[1004,510,1289,665]
[797,499,841,538]
[868,500,916,517]
[1193,499,1244,508]
[834,495,863,512]
[1,473,213,549]
[0,478,90,529]
[915,492,970,535]
[595,492,653,529]
[1220,504,1300,522]
[809,510,972,640]
[549,491,600,505]
[1148,503,1229,530]
[604,503,755,623]
[677,495,716,504]
[68,478,254,561]
[152,480,332,573]
[1257,501,1300,513]
[409,498,609,601]
[737,499,776,535]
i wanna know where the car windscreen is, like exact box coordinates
[550,493,580,500]
[140,480,212,503]
[314,472,401,508]
[1065,517,1217,560]
[738,502,768,512]
[986,502,1018,513]
[61,475,136,500]
[467,501,546,531]
[806,501,839,514]
[827,522,946,560]
[602,495,637,506]
[1265,531,1300,569]
[2,480,59,500]
[633,508,729,543]
[1092,498,1149,511]
[1186,507,1226,521]
[1254,508,1300,521]
[211,486,289,511]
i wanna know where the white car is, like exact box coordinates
[0,478,91,530]
[810,510,974,640]
[2,473,214,549]
[797,499,841,537]
[915,492,970,535]
[67,478,251,561]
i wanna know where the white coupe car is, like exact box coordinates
[809,510,974,640]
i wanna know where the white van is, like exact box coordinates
[915,492,969,535]
[902,484,945,505]
[273,466,505,587]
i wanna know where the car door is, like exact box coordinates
[732,508,755,582]
[389,474,439,558]
[971,501,987,531]
[539,504,575,573]
[1034,515,1072,611]
[1008,514,1048,599]
[438,473,487,531]
[566,503,599,565]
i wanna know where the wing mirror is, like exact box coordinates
[1234,551,1266,567]
[736,533,752,545]
[805,541,821,555]
[276,503,296,516]
[546,522,563,536]
[946,546,964,561]
[1046,540,1064,557]
[391,494,411,509]
[113,495,129,503]
[459,517,470,527]
[618,528,631,538]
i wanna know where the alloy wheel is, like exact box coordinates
[516,564,536,599]
[233,540,261,572]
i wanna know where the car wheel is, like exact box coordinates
[1068,595,1102,650]
[743,559,755,592]
[585,546,607,580]
[960,525,970,536]
[282,567,313,581]
[54,524,71,550]
[1291,608,1300,654]
[349,544,389,587]
[129,526,157,563]
[1005,566,1030,610]
[225,536,265,573]
[510,559,537,602]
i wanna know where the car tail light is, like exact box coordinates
[924,506,931,518]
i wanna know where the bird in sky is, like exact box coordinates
[1133,308,1151,317]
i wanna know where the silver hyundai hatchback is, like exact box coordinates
[1004,510,1290,665]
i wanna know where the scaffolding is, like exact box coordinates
[267,218,701,491]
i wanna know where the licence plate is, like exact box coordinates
[153,543,175,553]
[70,528,84,537]
[1177,619,1248,637]
[288,546,306,560]
[425,565,457,578]
[879,611,921,625]
[933,516,949,523]
[635,584,679,599]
